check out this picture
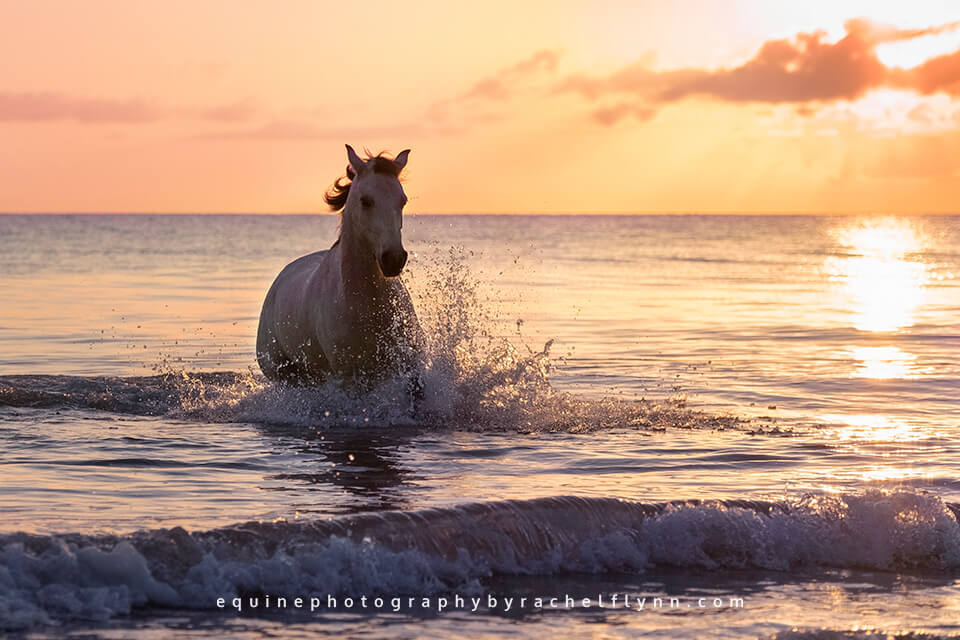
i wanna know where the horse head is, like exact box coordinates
[344,144,410,278]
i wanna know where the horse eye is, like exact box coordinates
[360,196,374,208]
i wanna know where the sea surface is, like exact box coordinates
[1,213,958,639]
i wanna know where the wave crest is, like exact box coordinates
[2,491,958,629]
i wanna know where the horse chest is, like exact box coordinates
[327,290,399,374]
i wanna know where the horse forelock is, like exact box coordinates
[323,151,404,212]
[368,156,402,177]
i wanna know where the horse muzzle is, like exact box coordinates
[379,249,408,277]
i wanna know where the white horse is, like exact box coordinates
[256,145,423,387]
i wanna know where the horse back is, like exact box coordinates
[274,249,330,283]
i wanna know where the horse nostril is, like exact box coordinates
[380,250,408,276]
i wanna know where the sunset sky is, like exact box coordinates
[2,1,960,213]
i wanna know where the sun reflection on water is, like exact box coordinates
[850,346,918,379]
[818,414,926,489]
[823,413,918,442]
[858,467,927,483]
[826,218,929,333]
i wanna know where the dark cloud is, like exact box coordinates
[557,18,960,125]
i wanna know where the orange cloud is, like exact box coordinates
[557,18,960,125]
[894,49,960,95]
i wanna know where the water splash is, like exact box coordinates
[0,247,748,433]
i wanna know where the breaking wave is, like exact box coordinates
[1,491,958,629]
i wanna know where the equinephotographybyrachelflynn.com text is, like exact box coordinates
[218,593,746,614]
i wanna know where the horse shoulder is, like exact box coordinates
[266,250,330,334]
[301,248,351,347]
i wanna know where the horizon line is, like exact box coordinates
[2,211,959,216]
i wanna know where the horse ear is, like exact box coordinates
[394,149,410,171]
[345,144,366,175]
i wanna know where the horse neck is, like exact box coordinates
[338,205,388,297]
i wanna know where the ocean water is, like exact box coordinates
[0,213,958,639]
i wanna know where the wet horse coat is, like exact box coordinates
[256,145,423,386]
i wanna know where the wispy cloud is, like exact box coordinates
[0,92,263,124]
[0,92,159,123]
[591,103,657,126]
[428,49,561,127]
[194,119,424,141]
[460,49,561,101]
[193,99,259,123]
[202,51,562,142]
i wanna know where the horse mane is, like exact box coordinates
[323,150,404,212]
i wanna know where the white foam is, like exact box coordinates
[767,629,955,640]
[1,490,957,630]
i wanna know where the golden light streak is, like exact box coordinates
[826,219,929,332]
[850,346,917,379]
[823,413,916,441]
